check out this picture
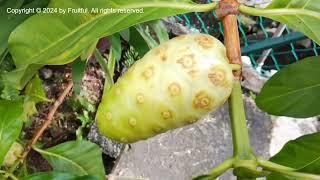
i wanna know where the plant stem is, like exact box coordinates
[257,158,320,180]
[239,5,318,18]
[94,48,114,91]
[229,82,253,159]
[0,170,18,180]
[208,158,234,178]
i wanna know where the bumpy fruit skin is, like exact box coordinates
[97,34,233,143]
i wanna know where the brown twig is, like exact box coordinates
[21,81,73,162]
[217,0,243,80]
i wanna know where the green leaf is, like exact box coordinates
[267,133,320,179]
[256,56,320,118]
[22,172,98,180]
[72,60,87,95]
[7,0,216,89]
[23,74,50,118]
[135,24,159,49]
[25,74,49,103]
[239,0,320,45]
[128,27,149,57]
[0,100,24,166]
[0,0,49,56]
[34,140,105,179]
[119,29,130,42]
[149,20,169,43]
[0,83,20,100]
[108,34,121,79]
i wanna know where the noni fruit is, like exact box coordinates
[96,34,234,143]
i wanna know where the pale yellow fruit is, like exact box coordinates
[97,34,233,143]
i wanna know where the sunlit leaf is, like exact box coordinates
[34,140,105,179]
[256,56,320,118]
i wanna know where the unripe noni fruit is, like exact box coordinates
[96,34,233,143]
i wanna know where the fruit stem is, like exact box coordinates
[229,82,254,159]
[219,0,254,160]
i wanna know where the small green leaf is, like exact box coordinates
[135,24,159,49]
[0,100,24,166]
[25,74,49,103]
[149,20,169,43]
[0,83,20,100]
[108,34,122,79]
[34,140,105,179]
[239,0,320,45]
[23,74,50,118]
[256,56,320,118]
[22,172,99,180]
[267,133,320,179]
[119,29,130,42]
[72,60,87,95]
[128,27,149,57]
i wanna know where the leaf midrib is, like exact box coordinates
[15,2,215,66]
[33,146,88,175]
[259,83,320,104]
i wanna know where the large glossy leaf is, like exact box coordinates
[0,0,49,56]
[22,172,98,180]
[34,140,105,179]
[267,133,320,179]
[256,56,320,118]
[0,100,24,166]
[239,0,320,45]
[5,0,215,89]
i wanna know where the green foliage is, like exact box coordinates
[108,34,122,80]
[22,172,98,180]
[128,27,150,57]
[4,0,214,90]
[0,0,49,56]
[123,46,140,68]
[23,74,50,118]
[239,0,320,45]
[72,60,87,95]
[267,133,320,179]
[0,83,21,100]
[0,100,24,166]
[33,140,105,180]
[256,56,320,118]
[149,20,170,44]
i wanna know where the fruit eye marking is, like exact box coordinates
[195,35,214,49]
[193,91,213,110]
[161,110,172,120]
[155,46,167,62]
[176,54,196,68]
[142,66,154,79]
[128,117,137,127]
[106,112,112,121]
[208,67,228,87]
[136,93,145,104]
[168,82,181,96]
